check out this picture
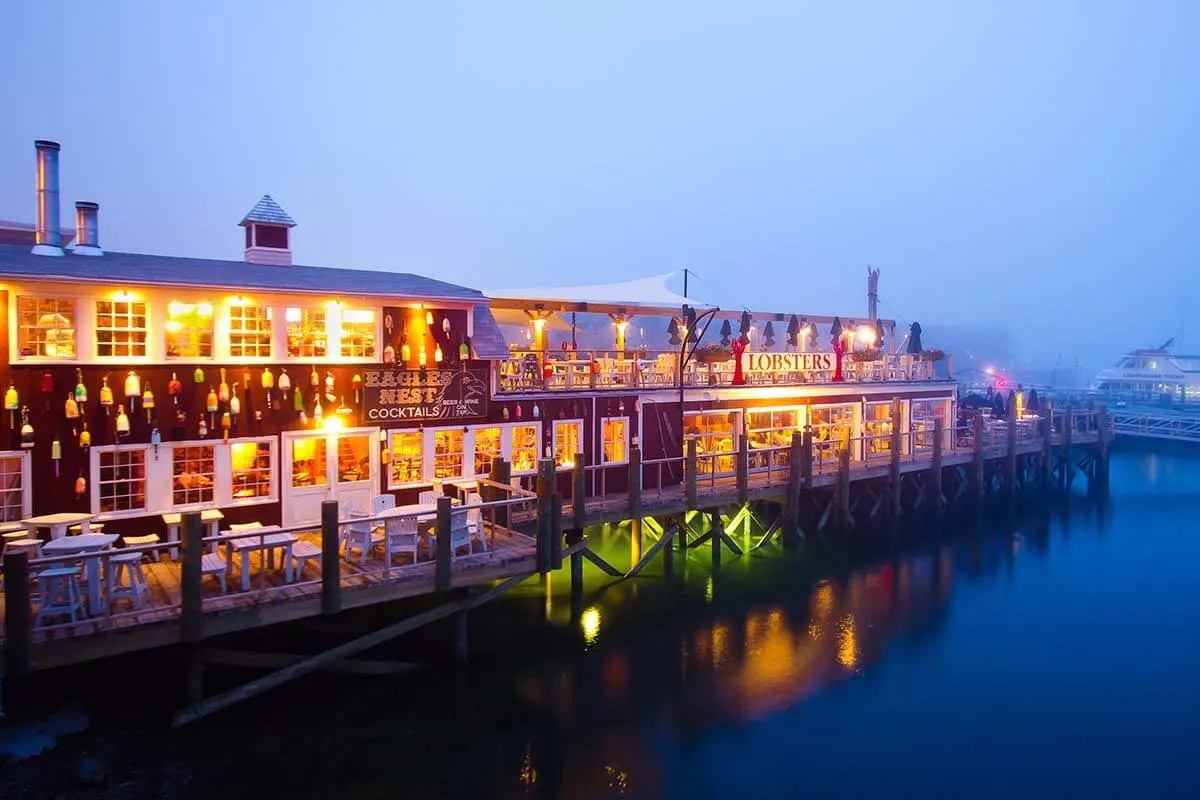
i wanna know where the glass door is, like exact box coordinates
[283,428,379,527]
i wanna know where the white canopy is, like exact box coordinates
[485,271,714,313]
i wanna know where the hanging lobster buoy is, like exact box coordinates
[324,371,335,404]
[314,396,323,423]
[20,407,34,449]
[99,375,113,416]
[434,344,444,364]
[515,403,523,420]
[442,316,451,336]
[172,409,186,440]
[168,371,182,405]
[151,426,162,459]
[206,387,218,429]
[51,437,62,476]
[383,344,396,363]
[278,369,292,400]
[65,392,80,420]
[352,373,362,404]
[459,339,469,361]
[198,416,208,438]
[218,368,230,404]
[261,368,274,407]
[143,383,156,422]
[193,367,205,384]
[400,339,411,362]
[418,347,428,367]
[41,370,53,411]
[230,383,241,424]
[124,370,141,415]
[115,404,130,437]
[337,397,352,417]
[4,381,18,428]
[309,365,319,388]
[221,411,232,442]
[294,383,304,413]
[74,368,87,406]
[79,422,91,451]
[502,406,510,421]
[75,473,87,498]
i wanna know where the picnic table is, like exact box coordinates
[222,526,299,591]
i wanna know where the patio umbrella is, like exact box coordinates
[686,306,699,343]
[667,317,681,346]
[739,311,752,336]
[830,316,843,344]
[786,315,800,346]
[763,321,776,349]
[719,319,732,346]
[907,322,924,354]
[1027,389,1041,412]
[875,319,886,351]
[992,391,1006,418]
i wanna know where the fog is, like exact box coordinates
[2,1,1196,381]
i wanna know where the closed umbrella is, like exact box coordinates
[719,319,732,346]
[1027,389,1041,412]
[786,315,800,346]
[907,322,924,354]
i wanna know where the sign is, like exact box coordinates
[993,375,1010,390]
[362,367,488,422]
[743,352,835,374]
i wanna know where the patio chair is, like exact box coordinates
[36,565,83,624]
[108,550,150,610]
[449,507,472,556]
[384,515,420,566]
[465,492,486,551]
[344,509,382,566]
[418,490,441,506]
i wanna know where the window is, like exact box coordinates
[601,417,628,464]
[863,403,896,460]
[165,300,214,358]
[474,427,502,477]
[97,448,147,513]
[684,411,737,475]
[511,424,540,474]
[0,455,28,521]
[230,440,274,501]
[911,399,942,451]
[172,445,215,506]
[553,420,583,470]
[746,408,799,470]
[96,299,147,358]
[389,430,424,486]
[291,437,327,487]
[286,307,327,358]
[810,405,855,462]
[340,308,377,358]
[16,296,75,358]
[434,428,465,479]
[229,304,273,358]
[336,435,372,482]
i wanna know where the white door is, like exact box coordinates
[282,427,380,527]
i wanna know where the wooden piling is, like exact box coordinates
[889,409,902,518]
[490,457,512,528]
[566,528,584,612]
[630,518,643,567]
[627,445,641,517]
[180,511,204,705]
[550,492,564,570]
[2,550,32,689]
[685,438,698,509]
[1062,408,1074,490]
[736,433,749,502]
[435,496,453,593]
[1096,403,1110,492]
[661,517,674,576]
[838,447,851,531]
[972,413,985,506]
[782,431,803,549]
[1040,404,1052,492]
[320,500,341,616]
[572,451,586,529]
[710,508,722,569]
[535,458,556,574]
[1006,402,1018,494]
[931,416,945,509]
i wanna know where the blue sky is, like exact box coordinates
[1,1,1197,373]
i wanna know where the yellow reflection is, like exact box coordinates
[705,575,714,604]
[837,613,859,670]
[581,606,601,646]
[812,580,834,622]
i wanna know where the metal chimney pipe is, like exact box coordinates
[73,201,103,256]
[32,140,64,256]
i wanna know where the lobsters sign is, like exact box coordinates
[744,352,835,373]
[362,367,489,422]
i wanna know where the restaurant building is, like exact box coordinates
[0,139,957,542]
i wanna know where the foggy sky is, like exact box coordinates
[2,0,1197,376]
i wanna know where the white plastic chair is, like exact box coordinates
[384,515,420,566]
[36,565,84,624]
[449,507,472,556]
[418,490,441,506]
[344,509,382,565]
[466,492,486,551]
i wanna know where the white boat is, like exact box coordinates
[1088,338,1200,403]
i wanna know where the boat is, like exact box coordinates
[1088,339,1200,405]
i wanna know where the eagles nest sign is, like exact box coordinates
[362,366,489,422]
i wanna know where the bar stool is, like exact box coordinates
[121,533,162,562]
[36,565,84,624]
[108,550,149,610]
[68,523,103,536]
[3,537,44,559]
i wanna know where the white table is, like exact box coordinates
[162,509,225,560]
[446,480,479,500]
[22,512,97,541]
[42,533,119,615]
[223,527,298,591]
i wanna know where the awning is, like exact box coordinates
[485,271,713,315]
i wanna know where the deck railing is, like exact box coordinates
[495,349,943,394]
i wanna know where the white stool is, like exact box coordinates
[201,552,228,593]
[108,550,150,610]
[4,537,44,559]
[36,565,84,624]
[292,541,322,580]
[68,523,103,536]
[121,534,162,562]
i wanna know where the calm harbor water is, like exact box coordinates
[17,449,1200,798]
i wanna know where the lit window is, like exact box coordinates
[95,299,147,358]
[340,308,376,358]
[553,420,583,470]
[684,411,737,476]
[474,427,502,477]
[229,304,273,358]
[97,448,147,513]
[746,408,799,470]
[511,424,539,475]
[230,440,274,500]
[286,307,327,358]
[601,417,628,464]
[172,445,215,506]
[336,435,371,482]
[165,300,214,358]
[389,431,424,485]
[434,428,464,479]
[16,296,75,358]
[0,455,28,521]
[810,405,855,462]
[291,437,327,487]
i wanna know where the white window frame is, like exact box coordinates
[552,419,584,472]
[13,295,79,361]
[224,436,278,506]
[471,424,505,479]
[332,305,380,362]
[384,422,545,489]
[430,426,468,482]
[91,444,152,518]
[744,405,803,472]
[168,441,218,510]
[94,296,151,362]
[226,303,274,361]
[0,450,33,521]
[284,305,330,360]
[386,428,427,489]
[164,299,216,360]
[509,422,542,476]
[599,416,630,465]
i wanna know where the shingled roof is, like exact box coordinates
[0,244,483,302]
[240,195,296,227]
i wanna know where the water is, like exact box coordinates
[21,451,1200,798]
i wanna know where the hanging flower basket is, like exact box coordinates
[916,349,946,362]
[850,348,883,363]
[694,343,732,364]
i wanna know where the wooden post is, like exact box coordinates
[889,419,902,518]
[320,500,341,616]
[661,517,674,576]
[838,447,851,531]
[180,511,204,705]
[685,438,698,509]
[782,431,802,549]
[1096,403,1110,493]
[736,433,749,502]
[627,445,641,517]
[491,457,511,528]
[2,550,32,693]
[931,416,945,509]
[1006,401,1018,494]
[567,528,584,613]
[435,496,453,593]
[630,518,643,567]
[1040,403,1053,492]
[572,451,586,529]
[972,413,985,506]
[1062,408,1074,490]
[536,458,555,573]
[550,492,564,570]
[710,507,722,568]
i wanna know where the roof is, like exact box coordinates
[485,272,712,314]
[470,305,510,359]
[0,244,483,303]
[240,195,296,227]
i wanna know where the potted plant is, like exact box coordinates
[851,347,883,363]
[694,342,732,364]
[917,348,946,362]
